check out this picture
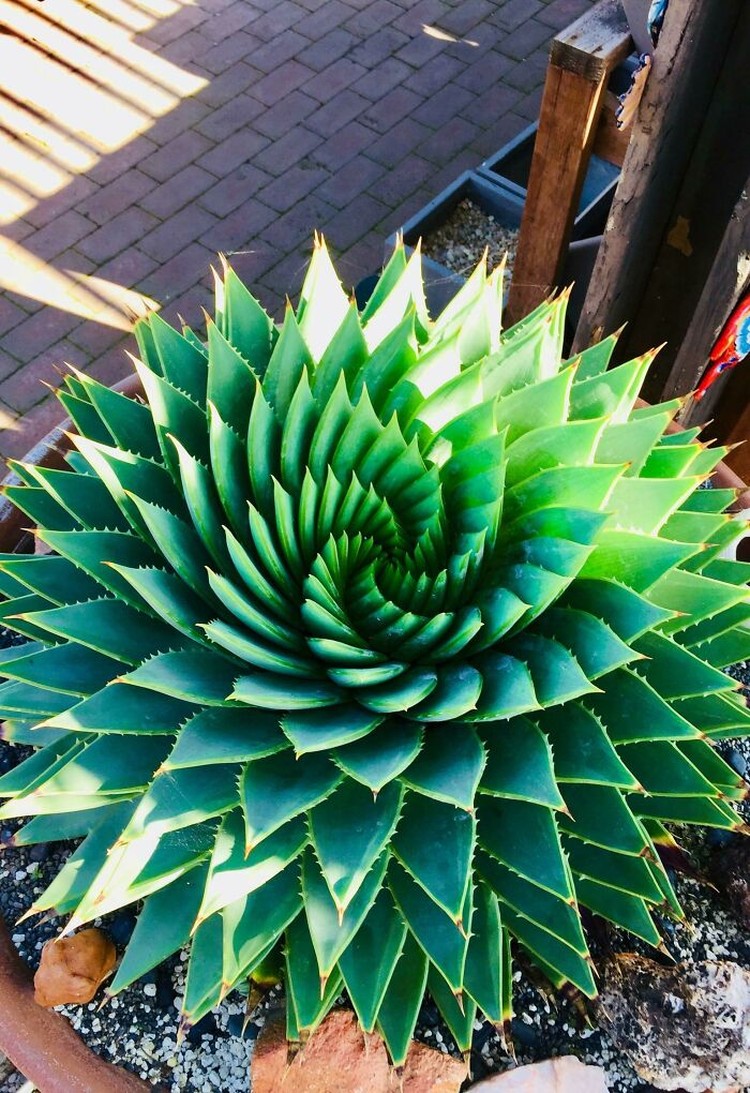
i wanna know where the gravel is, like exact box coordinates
[421,198,519,281]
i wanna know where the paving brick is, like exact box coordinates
[427,148,482,193]
[139,242,216,302]
[411,83,475,129]
[318,156,386,209]
[250,2,309,39]
[351,58,413,101]
[366,118,433,168]
[77,208,159,264]
[2,307,82,364]
[536,0,589,28]
[366,154,433,208]
[143,5,209,45]
[255,92,319,139]
[307,89,370,139]
[55,248,97,276]
[418,115,481,163]
[0,0,587,440]
[295,0,355,40]
[438,0,496,36]
[146,99,212,147]
[62,316,128,359]
[469,110,529,160]
[87,136,158,186]
[198,164,272,217]
[403,53,466,97]
[498,15,555,59]
[81,170,157,226]
[348,26,409,67]
[161,29,212,66]
[460,83,523,126]
[159,281,215,328]
[251,31,311,74]
[395,32,451,69]
[251,61,317,107]
[303,59,367,104]
[516,85,545,121]
[260,193,336,251]
[0,296,26,339]
[392,0,448,33]
[140,131,214,183]
[296,29,358,71]
[324,192,390,251]
[343,0,403,36]
[202,31,261,76]
[503,49,550,93]
[0,218,36,244]
[223,244,283,288]
[360,88,424,136]
[85,339,137,389]
[23,211,94,262]
[140,206,219,263]
[141,165,216,219]
[201,197,278,254]
[261,247,315,302]
[203,0,260,40]
[254,127,322,176]
[257,165,330,214]
[196,61,261,108]
[25,176,99,230]
[2,396,68,463]
[197,129,270,177]
[196,93,265,142]
[308,123,375,170]
[491,0,545,30]
[92,248,160,291]
[333,230,385,286]
[455,49,514,94]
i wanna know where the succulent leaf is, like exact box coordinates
[1,237,748,1055]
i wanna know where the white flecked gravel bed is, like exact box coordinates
[421,198,519,281]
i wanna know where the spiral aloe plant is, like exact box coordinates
[1,237,749,1059]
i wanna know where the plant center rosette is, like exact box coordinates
[0,238,749,1060]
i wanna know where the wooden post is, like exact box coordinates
[505,0,631,325]
[665,186,750,408]
[572,0,746,357]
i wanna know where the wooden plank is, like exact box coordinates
[506,0,630,324]
[572,0,744,355]
[550,0,632,79]
[592,91,630,167]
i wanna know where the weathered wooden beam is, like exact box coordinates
[506,0,631,324]
[623,0,750,401]
[572,0,745,356]
[667,188,750,410]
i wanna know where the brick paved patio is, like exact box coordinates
[0,0,594,471]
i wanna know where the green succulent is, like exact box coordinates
[1,238,749,1059]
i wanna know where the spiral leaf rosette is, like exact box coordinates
[1,238,750,1058]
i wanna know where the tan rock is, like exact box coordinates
[34,928,116,1007]
[252,1007,390,1093]
[251,1006,467,1093]
[469,1056,608,1092]
[400,1039,467,1092]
